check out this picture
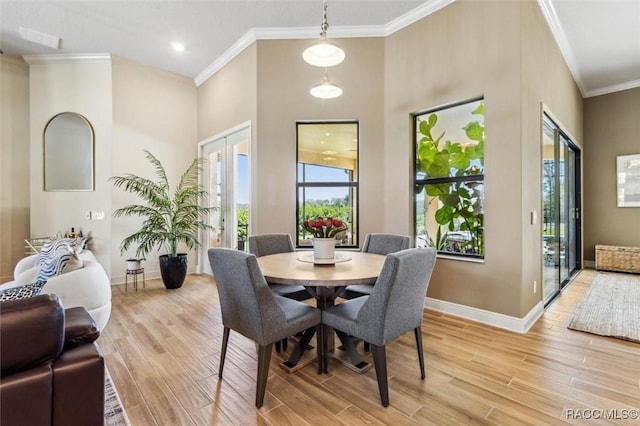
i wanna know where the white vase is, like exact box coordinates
[313,238,335,259]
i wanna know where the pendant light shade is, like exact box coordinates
[310,72,342,99]
[303,0,344,67]
[303,38,345,67]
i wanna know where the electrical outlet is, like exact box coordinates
[533,280,537,293]
[93,211,105,220]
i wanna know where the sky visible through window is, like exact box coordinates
[299,163,352,201]
[235,157,348,204]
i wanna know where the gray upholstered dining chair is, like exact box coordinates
[341,233,411,300]
[208,248,321,408]
[248,233,312,302]
[248,233,314,352]
[322,247,437,407]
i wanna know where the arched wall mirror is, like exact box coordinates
[44,112,95,191]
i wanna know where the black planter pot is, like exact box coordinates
[159,253,188,289]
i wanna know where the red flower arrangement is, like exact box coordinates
[302,217,348,238]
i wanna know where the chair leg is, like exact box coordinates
[414,327,425,379]
[275,340,281,352]
[371,344,389,407]
[256,343,274,408]
[219,326,230,378]
[282,338,288,351]
[364,341,370,352]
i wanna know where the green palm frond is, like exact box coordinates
[110,151,215,259]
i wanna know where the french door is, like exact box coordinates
[542,114,581,305]
[199,125,250,275]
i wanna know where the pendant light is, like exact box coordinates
[303,1,345,67]
[310,70,343,99]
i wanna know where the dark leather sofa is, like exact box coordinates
[0,294,104,425]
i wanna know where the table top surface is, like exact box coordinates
[256,251,386,287]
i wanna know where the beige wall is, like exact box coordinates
[386,0,523,317]
[197,39,386,242]
[197,44,257,142]
[111,57,198,282]
[584,88,640,259]
[254,38,386,240]
[28,59,114,276]
[385,0,582,317]
[520,1,583,313]
[0,57,30,283]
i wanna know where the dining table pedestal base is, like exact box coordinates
[256,251,386,376]
[276,336,372,374]
[330,348,371,373]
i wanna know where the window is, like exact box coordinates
[414,97,485,258]
[297,122,359,247]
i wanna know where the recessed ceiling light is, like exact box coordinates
[171,42,185,52]
[322,150,337,155]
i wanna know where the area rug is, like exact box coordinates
[105,369,131,426]
[568,272,640,343]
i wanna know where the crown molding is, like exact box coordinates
[537,0,586,97]
[195,0,455,87]
[585,78,640,98]
[23,53,111,65]
[0,55,28,67]
[194,30,256,87]
[385,0,455,36]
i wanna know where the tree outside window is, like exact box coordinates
[414,98,485,258]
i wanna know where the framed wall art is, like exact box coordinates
[617,154,640,207]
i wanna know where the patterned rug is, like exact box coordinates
[568,272,640,343]
[105,369,131,426]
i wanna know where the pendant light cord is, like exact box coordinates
[320,0,329,37]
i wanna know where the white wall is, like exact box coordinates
[28,58,113,276]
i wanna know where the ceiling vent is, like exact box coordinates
[19,27,61,49]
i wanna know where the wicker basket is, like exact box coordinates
[595,245,640,274]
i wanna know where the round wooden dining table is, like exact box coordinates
[257,251,385,290]
[256,251,386,374]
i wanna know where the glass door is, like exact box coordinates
[542,114,581,305]
[200,126,250,275]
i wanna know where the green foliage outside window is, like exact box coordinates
[237,207,248,242]
[415,99,485,256]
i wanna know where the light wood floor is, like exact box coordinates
[100,269,640,425]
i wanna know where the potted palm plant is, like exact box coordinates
[111,150,213,289]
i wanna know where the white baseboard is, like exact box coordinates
[110,266,195,285]
[424,297,544,334]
